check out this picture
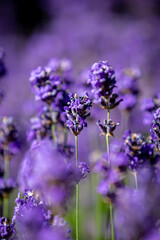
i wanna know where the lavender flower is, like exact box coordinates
[27,90,70,143]
[64,93,92,136]
[151,108,160,151]
[97,119,120,136]
[88,60,122,108]
[0,117,19,158]
[18,140,74,208]
[94,145,126,202]
[0,48,6,77]
[142,93,160,125]
[73,162,90,184]
[0,217,16,240]
[117,67,140,111]
[47,58,73,88]
[123,130,154,171]
[29,66,61,104]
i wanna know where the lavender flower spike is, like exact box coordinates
[64,92,92,136]
[97,120,120,137]
[151,108,160,151]
[88,60,122,108]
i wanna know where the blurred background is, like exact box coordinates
[0,0,160,189]
[1,1,160,237]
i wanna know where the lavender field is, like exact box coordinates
[1,0,160,239]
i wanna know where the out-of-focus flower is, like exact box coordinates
[0,217,16,240]
[64,92,92,136]
[13,190,51,240]
[0,117,19,159]
[115,168,160,240]
[97,119,120,136]
[151,108,160,151]
[18,140,75,208]
[123,130,154,171]
[117,67,140,111]
[0,48,6,77]
[88,60,123,109]
[141,93,160,125]
[52,215,71,239]
[73,162,90,184]
[47,58,73,88]
[29,66,61,104]
[27,90,70,143]
[94,145,126,202]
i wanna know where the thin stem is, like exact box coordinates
[3,197,8,219]
[133,172,138,190]
[4,158,9,181]
[75,135,79,240]
[110,203,115,240]
[95,174,102,240]
[106,109,110,167]
[106,109,115,240]
[49,105,57,147]
[51,123,57,147]
[3,155,9,219]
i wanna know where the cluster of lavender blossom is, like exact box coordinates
[1,47,160,240]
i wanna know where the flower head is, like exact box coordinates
[0,217,16,240]
[117,67,141,111]
[123,130,154,171]
[97,119,120,137]
[0,117,19,158]
[18,140,74,209]
[88,60,122,109]
[29,66,61,104]
[151,108,160,151]
[0,48,6,77]
[64,92,92,136]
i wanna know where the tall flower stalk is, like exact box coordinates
[75,135,79,240]
[89,60,122,240]
[64,92,92,240]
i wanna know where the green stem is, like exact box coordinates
[3,197,8,219]
[51,123,57,147]
[110,203,115,240]
[4,158,9,181]
[106,109,115,240]
[95,174,102,240]
[3,155,9,219]
[133,172,138,190]
[106,109,110,167]
[75,135,79,240]
[49,105,57,147]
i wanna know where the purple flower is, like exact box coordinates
[97,119,120,136]
[141,93,160,125]
[18,140,74,208]
[0,117,19,158]
[0,48,6,77]
[123,130,154,171]
[88,60,116,101]
[64,92,92,136]
[88,60,122,109]
[117,67,141,111]
[74,162,90,183]
[47,58,73,88]
[151,108,160,151]
[29,66,61,104]
[0,217,16,240]
[13,190,51,223]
